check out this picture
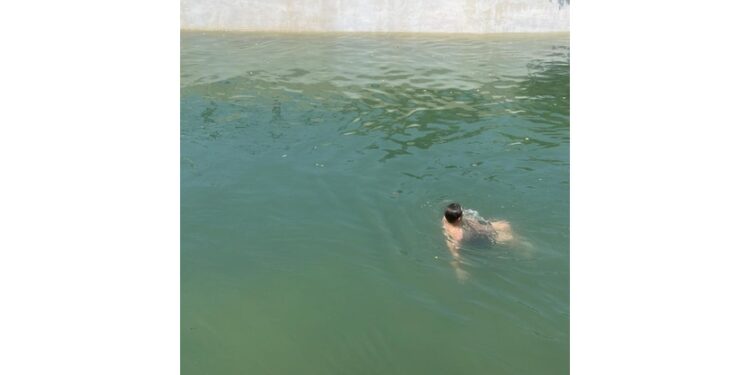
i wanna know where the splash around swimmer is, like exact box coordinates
[441,202,515,282]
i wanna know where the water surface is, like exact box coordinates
[181,31,569,374]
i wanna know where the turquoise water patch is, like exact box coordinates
[182,31,569,375]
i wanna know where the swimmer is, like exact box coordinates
[441,202,514,282]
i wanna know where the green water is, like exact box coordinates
[181,31,569,374]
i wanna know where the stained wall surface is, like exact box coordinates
[181,0,569,33]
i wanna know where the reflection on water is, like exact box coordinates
[182,32,568,162]
[182,31,569,375]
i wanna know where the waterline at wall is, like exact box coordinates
[181,0,569,33]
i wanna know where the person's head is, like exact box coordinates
[444,203,463,224]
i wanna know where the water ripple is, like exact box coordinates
[181,31,569,375]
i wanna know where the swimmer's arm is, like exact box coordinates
[447,241,469,283]
[442,224,462,258]
[445,238,460,259]
[490,220,511,232]
[490,220,514,242]
[443,230,468,282]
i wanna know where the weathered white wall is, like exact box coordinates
[181,0,569,33]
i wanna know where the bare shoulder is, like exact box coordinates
[442,219,463,241]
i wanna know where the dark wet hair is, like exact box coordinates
[444,203,463,223]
